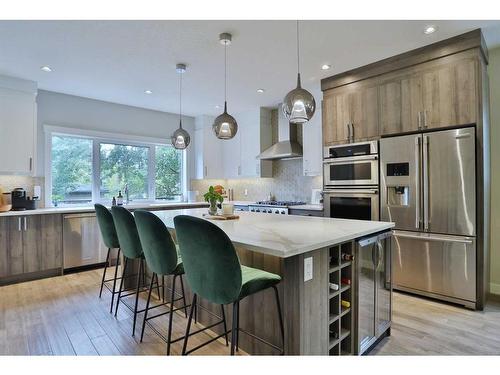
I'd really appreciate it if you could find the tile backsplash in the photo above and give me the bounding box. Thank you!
[190,158,322,203]
[0,175,45,207]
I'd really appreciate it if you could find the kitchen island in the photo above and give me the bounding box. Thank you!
[151,208,394,355]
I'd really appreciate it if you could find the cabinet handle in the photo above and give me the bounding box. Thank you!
[18,217,22,231]
[238,166,241,176]
[417,112,422,129]
[204,165,207,177]
[346,123,351,142]
[423,110,428,128]
[29,157,33,171]
[23,217,27,231]
[350,123,354,141]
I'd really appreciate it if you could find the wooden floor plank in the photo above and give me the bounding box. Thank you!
[1,268,500,355]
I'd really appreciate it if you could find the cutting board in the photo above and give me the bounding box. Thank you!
[203,214,240,221]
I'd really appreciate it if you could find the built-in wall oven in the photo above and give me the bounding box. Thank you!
[323,141,378,188]
[323,188,379,221]
[323,141,379,221]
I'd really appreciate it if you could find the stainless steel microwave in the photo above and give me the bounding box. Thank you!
[323,141,379,187]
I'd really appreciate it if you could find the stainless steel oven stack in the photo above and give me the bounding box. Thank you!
[323,141,379,221]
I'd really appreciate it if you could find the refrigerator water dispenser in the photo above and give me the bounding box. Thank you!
[387,186,409,206]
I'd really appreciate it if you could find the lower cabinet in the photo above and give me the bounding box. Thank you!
[0,214,63,281]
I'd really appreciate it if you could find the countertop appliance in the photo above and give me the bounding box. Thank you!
[323,140,379,221]
[11,188,28,210]
[355,231,392,354]
[63,213,109,270]
[323,141,378,188]
[311,188,322,205]
[248,200,306,215]
[380,126,476,308]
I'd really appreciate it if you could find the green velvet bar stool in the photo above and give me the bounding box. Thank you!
[174,215,285,355]
[95,204,122,313]
[111,206,160,336]
[134,210,191,355]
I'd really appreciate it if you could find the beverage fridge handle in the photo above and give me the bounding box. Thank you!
[415,137,420,229]
[423,135,429,231]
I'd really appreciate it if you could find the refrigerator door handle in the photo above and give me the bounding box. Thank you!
[393,231,474,245]
[415,137,421,229]
[423,135,430,231]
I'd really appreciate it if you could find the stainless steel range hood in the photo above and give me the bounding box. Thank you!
[257,104,303,160]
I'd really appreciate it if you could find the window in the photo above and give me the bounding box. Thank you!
[47,130,185,207]
[51,135,93,206]
[99,143,149,200]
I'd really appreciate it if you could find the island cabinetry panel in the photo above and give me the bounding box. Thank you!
[0,214,63,283]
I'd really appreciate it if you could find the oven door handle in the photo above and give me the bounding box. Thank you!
[323,189,378,195]
[323,154,378,163]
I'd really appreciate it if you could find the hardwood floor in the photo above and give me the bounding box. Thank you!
[1,268,499,355]
[371,291,500,355]
[0,268,244,355]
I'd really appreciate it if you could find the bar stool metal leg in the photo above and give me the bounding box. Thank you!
[99,248,111,298]
[166,274,177,355]
[230,301,239,355]
[132,259,143,336]
[140,272,156,342]
[273,285,285,355]
[114,257,128,316]
[221,305,229,346]
[182,293,197,355]
[179,275,188,318]
[109,248,121,313]
[235,300,240,352]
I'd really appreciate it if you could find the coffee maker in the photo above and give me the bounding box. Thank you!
[11,188,27,211]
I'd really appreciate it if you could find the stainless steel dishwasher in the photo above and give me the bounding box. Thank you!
[63,213,108,269]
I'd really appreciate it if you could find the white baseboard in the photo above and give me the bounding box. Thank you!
[490,282,500,295]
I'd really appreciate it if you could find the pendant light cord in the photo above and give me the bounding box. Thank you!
[224,41,227,104]
[296,20,300,75]
[179,69,183,128]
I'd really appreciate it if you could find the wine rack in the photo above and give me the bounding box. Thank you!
[328,241,354,355]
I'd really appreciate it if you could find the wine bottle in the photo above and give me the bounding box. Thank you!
[341,300,351,308]
[117,191,123,206]
[329,282,339,291]
[341,253,354,261]
[341,277,351,285]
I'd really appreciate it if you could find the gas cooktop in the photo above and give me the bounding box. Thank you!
[254,200,306,207]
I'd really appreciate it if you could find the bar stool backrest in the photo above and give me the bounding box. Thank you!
[174,215,242,305]
[111,206,143,259]
[95,204,120,249]
[134,210,178,276]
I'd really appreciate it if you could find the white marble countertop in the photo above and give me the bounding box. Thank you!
[0,201,208,217]
[151,208,394,258]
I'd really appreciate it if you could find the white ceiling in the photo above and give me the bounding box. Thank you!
[1,20,499,117]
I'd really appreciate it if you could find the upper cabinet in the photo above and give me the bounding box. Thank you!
[0,76,37,175]
[193,109,273,180]
[194,115,223,179]
[322,78,379,145]
[322,35,483,144]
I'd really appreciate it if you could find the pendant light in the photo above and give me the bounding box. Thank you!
[283,20,316,124]
[213,33,238,140]
[171,63,190,149]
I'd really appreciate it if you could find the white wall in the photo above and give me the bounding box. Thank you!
[488,47,500,294]
[35,90,196,180]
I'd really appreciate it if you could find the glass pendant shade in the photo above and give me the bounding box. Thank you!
[213,101,238,140]
[283,73,316,124]
[171,120,190,150]
[171,63,191,150]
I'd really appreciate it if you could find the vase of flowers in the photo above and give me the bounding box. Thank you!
[203,185,224,215]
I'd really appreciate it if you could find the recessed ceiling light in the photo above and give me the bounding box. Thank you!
[144,90,153,95]
[321,64,331,70]
[257,88,265,93]
[40,66,52,72]
[424,25,437,35]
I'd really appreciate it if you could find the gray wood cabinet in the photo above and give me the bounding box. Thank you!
[0,214,63,280]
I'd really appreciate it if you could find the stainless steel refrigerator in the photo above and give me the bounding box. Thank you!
[380,126,476,308]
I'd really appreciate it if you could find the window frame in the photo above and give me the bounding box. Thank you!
[44,125,187,207]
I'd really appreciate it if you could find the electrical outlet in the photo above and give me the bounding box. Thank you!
[304,257,313,282]
[244,189,248,196]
